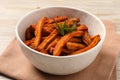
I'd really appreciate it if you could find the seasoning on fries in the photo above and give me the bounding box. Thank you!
[24,16,101,56]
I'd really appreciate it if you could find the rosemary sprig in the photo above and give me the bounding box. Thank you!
[54,20,77,35]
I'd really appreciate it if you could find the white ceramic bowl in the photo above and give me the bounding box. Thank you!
[16,7,106,75]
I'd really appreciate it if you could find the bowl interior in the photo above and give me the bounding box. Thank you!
[17,7,105,53]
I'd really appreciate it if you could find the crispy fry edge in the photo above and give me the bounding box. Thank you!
[53,31,83,56]
[70,35,100,55]
[33,17,46,47]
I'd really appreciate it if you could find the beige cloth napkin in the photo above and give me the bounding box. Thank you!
[0,20,120,80]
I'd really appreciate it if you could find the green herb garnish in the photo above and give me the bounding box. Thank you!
[54,20,77,35]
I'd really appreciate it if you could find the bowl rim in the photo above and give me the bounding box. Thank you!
[16,6,106,58]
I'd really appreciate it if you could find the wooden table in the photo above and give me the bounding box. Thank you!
[0,0,120,79]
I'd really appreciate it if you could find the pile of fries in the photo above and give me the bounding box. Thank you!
[24,16,100,56]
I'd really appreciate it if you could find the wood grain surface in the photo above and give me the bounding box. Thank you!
[0,0,120,80]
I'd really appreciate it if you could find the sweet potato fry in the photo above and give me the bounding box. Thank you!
[69,18,80,22]
[91,35,99,40]
[44,18,80,28]
[46,16,68,24]
[42,18,79,35]
[41,36,47,41]
[40,49,48,54]
[77,24,88,31]
[24,38,35,46]
[44,23,55,28]
[68,37,82,43]
[31,24,36,29]
[25,25,35,40]
[57,19,79,26]
[62,48,73,54]
[42,17,80,34]
[49,47,55,54]
[66,42,86,51]
[82,31,92,45]
[33,17,47,47]
[24,40,31,46]
[53,31,83,56]
[37,29,58,51]
[46,37,60,51]
[70,35,100,55]
[49,47,72,55]
[42,26,54,33]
